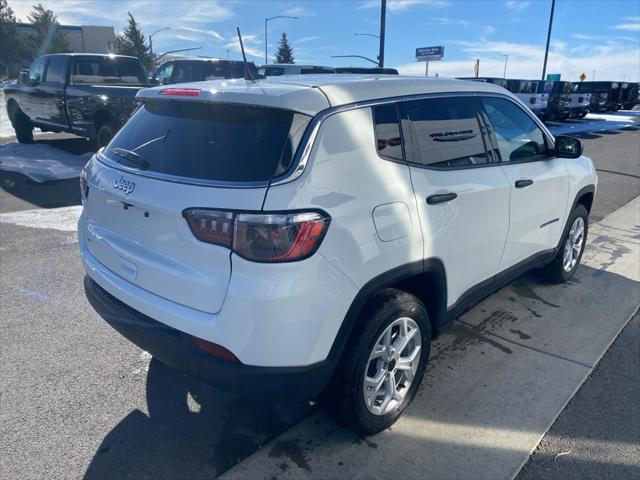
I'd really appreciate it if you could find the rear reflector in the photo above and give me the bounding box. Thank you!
[194,337,239,362]
[160,88,201,96]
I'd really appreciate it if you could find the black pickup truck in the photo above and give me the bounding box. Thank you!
[4,53,148,146]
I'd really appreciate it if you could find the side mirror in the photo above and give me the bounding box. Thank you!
[18,69,29,84]
[149,77,159,86]
[555,135,582,158]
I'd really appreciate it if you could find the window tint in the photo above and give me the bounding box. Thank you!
[300,67,335,74]
[372,104,403,162]
[28,57,47,84]
[259,66,285,76]
[154,62,174,84]
[105,102,310,183]
[71,57,146,85]
[44,56,66,83]
[398,97,490,168]
[172,62,202,83]
[480,97,548,162]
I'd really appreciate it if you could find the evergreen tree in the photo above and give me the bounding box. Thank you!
[0,0,28,76]
[274,32,294,64]
[25,4,69,57]
[115,12,152,71]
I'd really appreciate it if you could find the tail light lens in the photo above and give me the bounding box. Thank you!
[183,209,330,262]
[160,88,201,96]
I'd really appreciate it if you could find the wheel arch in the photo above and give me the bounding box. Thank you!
[327,258,448,365]
[556,184,595,251]
[93,109,117,133]
[6,98,20,122]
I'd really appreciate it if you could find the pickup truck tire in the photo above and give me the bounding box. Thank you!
[321,288,431,436]
[13,110,34,144]
[542,204,588,283]
[97,122,117,148]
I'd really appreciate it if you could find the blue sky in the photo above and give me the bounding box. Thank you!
[9,0,640,80]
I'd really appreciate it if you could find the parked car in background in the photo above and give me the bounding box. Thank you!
[80,75,596,435]
[335,67,399,75]
[258,64,335,76]
[458,77,547,120]
[572,81,623,112]
[546,81,572,121]
[568,83,591,118]
[4,53,148,146]
[506,79,548,120]
[151,58,260,85]
[620,82,639,110]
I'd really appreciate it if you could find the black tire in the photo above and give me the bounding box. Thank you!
[322,288,431,436]
[13,109,34,143]
[541,204,588,283]
[97,122,117,148]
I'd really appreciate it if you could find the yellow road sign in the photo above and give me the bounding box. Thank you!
[579,72,587,81]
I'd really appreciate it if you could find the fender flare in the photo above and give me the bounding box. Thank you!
[556,184,596,250]
[326,258,448,364]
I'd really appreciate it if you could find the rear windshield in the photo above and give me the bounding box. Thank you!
[104,101,310,183]
[70,57,147,86]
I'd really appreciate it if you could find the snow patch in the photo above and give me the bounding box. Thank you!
[0,205,82,232]
[0,141,91,182]
[547,113,638,136]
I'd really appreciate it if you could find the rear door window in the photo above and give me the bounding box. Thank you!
[372,104,403,162]
[71,57,147,85]
[479,97,549,162]
[398,97,491,169]
[104,102,311,183]
[153,62,174,84]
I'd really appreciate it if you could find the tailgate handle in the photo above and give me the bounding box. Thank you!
[427,192,457,205]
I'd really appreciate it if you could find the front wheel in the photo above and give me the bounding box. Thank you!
[322,289,431,435]
[541,204,588,283]
[13,110,34,143]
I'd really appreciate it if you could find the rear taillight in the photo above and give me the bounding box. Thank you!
[160,88,201,96]
[184,209,331,262]
[79,168,88,202]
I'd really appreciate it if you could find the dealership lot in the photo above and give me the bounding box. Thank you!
[1,123,639,478]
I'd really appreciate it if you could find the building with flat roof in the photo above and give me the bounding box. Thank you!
[16,23,116,55]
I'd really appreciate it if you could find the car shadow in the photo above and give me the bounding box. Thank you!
[83,359,314,480]
[0,170,81,208]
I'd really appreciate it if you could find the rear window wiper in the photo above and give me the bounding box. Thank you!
[110,148,150,170]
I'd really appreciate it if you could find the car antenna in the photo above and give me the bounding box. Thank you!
[236,27,254,82]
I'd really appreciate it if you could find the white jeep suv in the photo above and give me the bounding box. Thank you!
[79,76,597,435]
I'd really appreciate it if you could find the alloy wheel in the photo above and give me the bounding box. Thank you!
[562,216,585,272]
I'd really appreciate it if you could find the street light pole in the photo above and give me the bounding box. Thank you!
[149,27,170,61]
[503,54,508,78]
[264,15,298,64]
[541,0,555,80]
[378,0,386,67]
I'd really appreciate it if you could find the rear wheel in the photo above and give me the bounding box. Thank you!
[322,289,431,435]
[12,109,34,143]
[541,204,588,283]
[97,122,117,148]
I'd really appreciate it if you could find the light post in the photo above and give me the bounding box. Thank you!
[354,33,382,67]
[541,0,555,80]
[331,54,379,65]
[264,16,298,64]
[502,54,508,78]
[149,27,170,60]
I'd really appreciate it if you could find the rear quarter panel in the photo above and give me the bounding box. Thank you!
[263,107,424,289]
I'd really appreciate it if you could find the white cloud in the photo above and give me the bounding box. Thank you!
[179,26,225,42]
[295,36,322,44]
[505,1,530,14]
[612,22,640,32]
[280,6,316,17]
[225,34,262,59]
[360,0,450,12]
[483,25,495,34]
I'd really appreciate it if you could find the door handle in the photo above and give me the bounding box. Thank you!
[426,192,457,205]
[515,179,533,188]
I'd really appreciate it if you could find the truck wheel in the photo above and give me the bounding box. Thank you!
[13,110,34,144]
[541,204,588,283]
[97,122,117,148]
[322,289,431,436]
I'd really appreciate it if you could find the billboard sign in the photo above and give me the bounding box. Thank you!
[416,46,444,62]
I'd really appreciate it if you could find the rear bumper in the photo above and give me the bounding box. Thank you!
[84,276,335,400]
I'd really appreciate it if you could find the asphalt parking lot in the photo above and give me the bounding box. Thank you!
[1,122,639,479]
